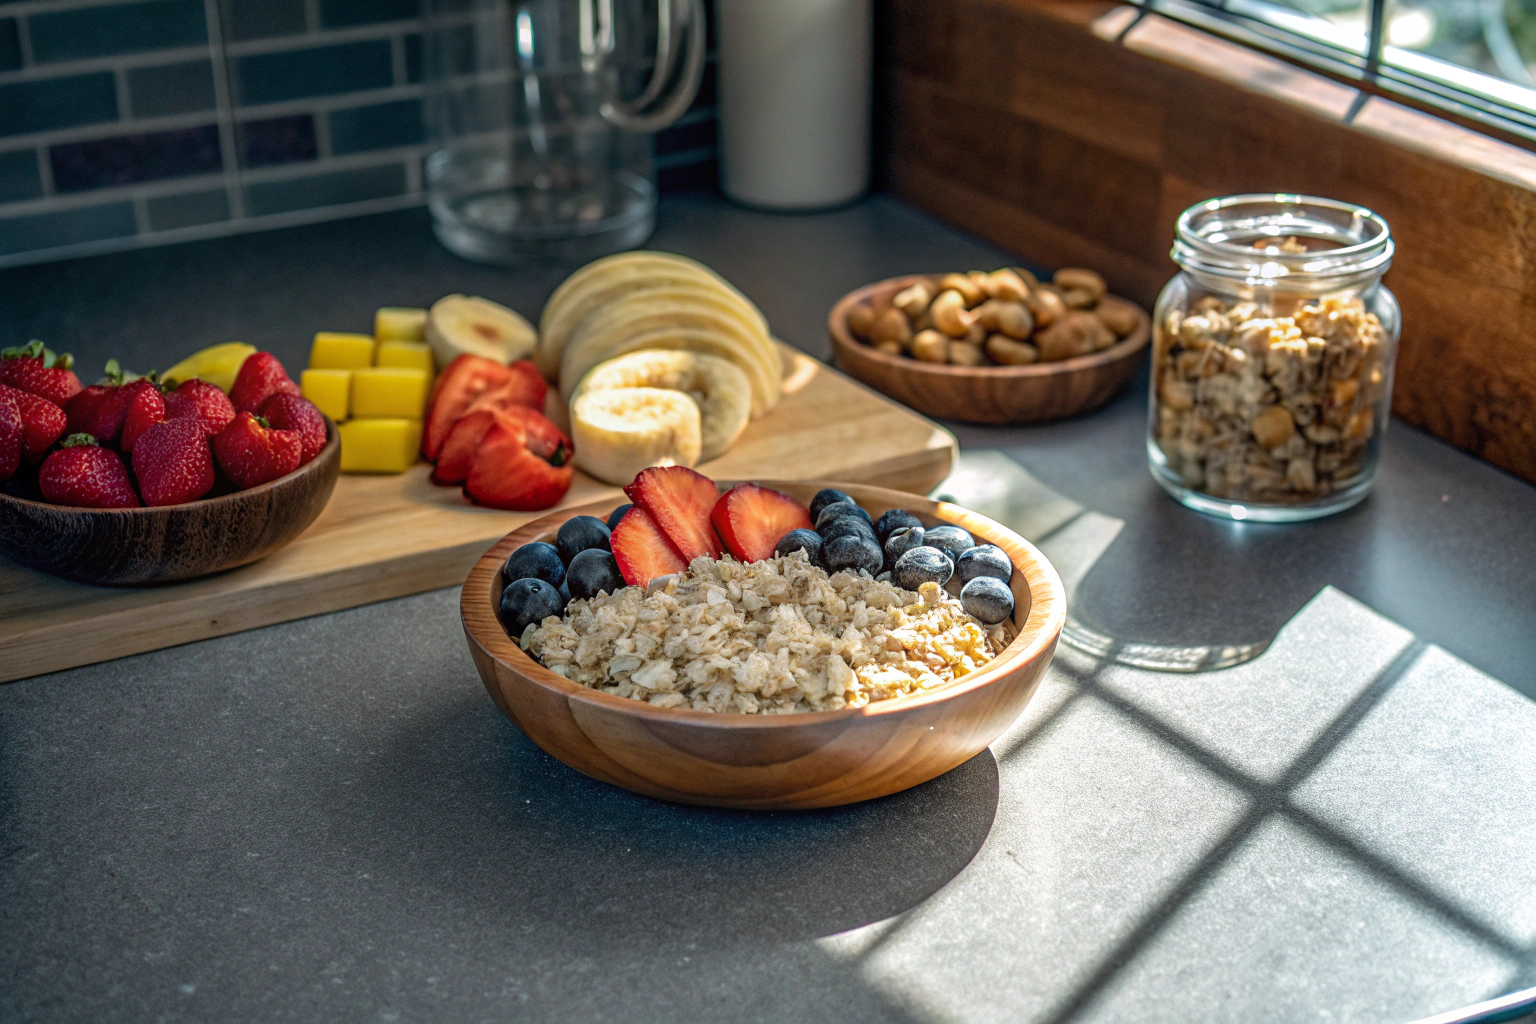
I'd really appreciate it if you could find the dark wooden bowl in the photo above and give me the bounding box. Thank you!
[460,480,1065,810]
[828,274,1151,425]
[0,420,340,586]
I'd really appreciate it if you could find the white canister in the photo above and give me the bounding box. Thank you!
[715,0,872,210]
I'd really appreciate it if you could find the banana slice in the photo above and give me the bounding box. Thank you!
[425,295,537,370]
[570,387,702,486]
[562,320,779,418]
[573,350,752,462]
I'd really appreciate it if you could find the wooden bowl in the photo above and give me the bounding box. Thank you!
[828,274,1150,424]
[460,480,1065,809]
[0,421,340,586]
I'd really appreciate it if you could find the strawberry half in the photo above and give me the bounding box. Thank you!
[431,406,559,486]
[119,383,166,453]
[0,388,21,482]
[422,356,545,462]
[610,505,687,586]
[38,434,140,508]
[214,412,302,489]
[257,393,326,464]
[624,465,723,562]
[462,409,574,511]
[710,483,813,563]
[229,352,300,414]
[0,341,82,407]
[0,382,67,464]
[132,417,215,506]
[164,378,236,437]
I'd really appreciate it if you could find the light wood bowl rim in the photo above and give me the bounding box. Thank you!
[461,480,1066,731]
[827,273,1150,380]
[0,417,340,517]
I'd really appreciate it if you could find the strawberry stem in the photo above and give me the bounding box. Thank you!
[61,433,100,448]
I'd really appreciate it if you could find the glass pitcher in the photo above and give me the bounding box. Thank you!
[422,0,706,265]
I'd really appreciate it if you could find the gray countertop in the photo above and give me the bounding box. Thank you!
[2,193,1533,1023]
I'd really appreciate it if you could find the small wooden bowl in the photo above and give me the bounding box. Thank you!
[828,275,1151,424]
[0,421,340,586]
[460,480,1065,809]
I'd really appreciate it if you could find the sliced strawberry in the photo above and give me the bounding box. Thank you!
[610,506,687,586]
[430,409,497,486]
[165,378,236,437]
[462,411,573,511]
[229,352,299,414]
[624,465,722,562]
[0,383,67,463]
[422,356,545,462]
[257,393,326,464]
[463,359,546,417]
[38,435,140,508]
[0,389,21,482]
[710,483,813,563]
[119,383,166,453]
[0,341,82,407]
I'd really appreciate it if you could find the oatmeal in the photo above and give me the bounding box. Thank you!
[523,551,1007,714]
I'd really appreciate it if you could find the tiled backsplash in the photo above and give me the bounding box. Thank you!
[0,0,718,267]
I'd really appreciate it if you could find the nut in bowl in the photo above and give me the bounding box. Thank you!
[829,270,1150,425]
[460,474,1065,809]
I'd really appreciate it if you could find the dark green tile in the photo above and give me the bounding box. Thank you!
[237,114,316,167]
[0,74,118,138]
[404,32,422,83]
[319,0,419,28]
[222,0,305,41]
[243,162,406,216]
[0,149,42,203]
[0,18,20,72]
[147,188,230,231]
[234,40,392,105]
[0,202,137,256]
[328,99,423,155]
[127,60,216,118]
[50,125,221,192]
[30,0,208,63]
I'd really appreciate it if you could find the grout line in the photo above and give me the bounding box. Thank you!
[303,0,322,35]
[200,0,245,221]
[0,0,185,16]
[14,14,33,67]
[0,111,227,152]
[114,67,132,120]
[389,33,407,87]
[222,19,425,57]
[34,147,53,197]
[654,145,717,170]
[403,153,421,195]
[131,193,149,233]
[314,108,332,160]
[0,44,214,86]
[0,171,231,217]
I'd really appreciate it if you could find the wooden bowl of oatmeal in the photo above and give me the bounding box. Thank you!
[460,481,1065,810]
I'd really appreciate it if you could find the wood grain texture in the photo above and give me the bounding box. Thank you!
[0,346,956,684]
[829,274,1149,424]
[0,422,340,585]
[460,481,1066,809]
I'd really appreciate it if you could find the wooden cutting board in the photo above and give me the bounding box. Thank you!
[0,346,956,684]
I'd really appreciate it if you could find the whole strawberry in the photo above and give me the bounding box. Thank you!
[257,393,326,464]
[229,352,299,414]
[119,383,166,453]
[0,382,67,463]
[0,341,82,407]
[132,417,214,506]
[39,434,140,508]
[65,361,157,445]
[164,378,235,436]
[214,412,301,489]
[0,388,21,482]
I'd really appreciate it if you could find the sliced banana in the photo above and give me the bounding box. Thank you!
[563,321,779,418]
[574,350,751,463]
[425,294,537,370]
[570,387,702,485]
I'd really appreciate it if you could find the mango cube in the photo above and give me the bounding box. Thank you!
[375,341,434,374]
[310,332,376,370]
[338,418,422,474]
[375,307,427,342]
[350,367,431,418]
[300,368,351,421]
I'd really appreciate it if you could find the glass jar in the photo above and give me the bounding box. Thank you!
[1148,194,1400,522]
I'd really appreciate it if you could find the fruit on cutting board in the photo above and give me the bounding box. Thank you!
[710,482,813,563]
[421,355,544,461]
[375,307,427,342]
[1,341,82,407]
[569,387,701,487]
[309,332,376,370]
[430,406,565,487]
[425,294,537,370]
[338,418,422,473]
[351,367,432,419]
[38,435,139,508]
[162,342,256,393]
[572,349,751,464]
[462,411,573,511]
[375,341,434,373]
[300,368,350,421]
[624,465,722,561]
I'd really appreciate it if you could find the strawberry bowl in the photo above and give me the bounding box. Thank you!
[460,480,1065,810]
[0,419,340,586]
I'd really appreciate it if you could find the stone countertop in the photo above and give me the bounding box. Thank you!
[1,194,1533,1023]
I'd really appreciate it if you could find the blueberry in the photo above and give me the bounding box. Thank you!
[924,525,976,562]
[875,508,923,543]
[893,545,953,590]
[819,517,878,546]
[500,577,565,638]
[606,503,633,532]
[556,515,611,565]
[961,576,1014,624]
[809,488,854,522]
[883,525,925,570]
[775,528,822,563]
[815,500,874,533]
[566,548,626,600]
[503,541,565,589]
[559,579,571,606]
[822,533,883,575]
[955,544,1012,585]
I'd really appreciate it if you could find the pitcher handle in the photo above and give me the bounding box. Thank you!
[597,0,707,133]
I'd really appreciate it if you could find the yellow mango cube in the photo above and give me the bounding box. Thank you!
[375,341,435,374]
[310,332,376,369]
[375,307,427,342]
[338,418,422,474]
[350,367,432,419]
[300,368,351,421]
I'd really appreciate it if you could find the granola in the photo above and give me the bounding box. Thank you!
[523,550,1007,714]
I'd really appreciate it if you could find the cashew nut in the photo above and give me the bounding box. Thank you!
[868,307,913,347]
[974,300,1034,339]
[948,340,987,366]
[847,303,876,340]
[1053,267,1106,302]
[1094,295,1140,337]
[939,273,984,307]
[893,281,933,319]
[985,335,1039,365]
[986,269,1030,303]
[910,329,949,363]
[1024,287,1066,329]
[930,289,975,338]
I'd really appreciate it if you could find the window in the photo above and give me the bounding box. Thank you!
[1135,0,1536,141]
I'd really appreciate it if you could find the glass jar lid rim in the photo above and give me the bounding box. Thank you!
[1174,193,1392,274]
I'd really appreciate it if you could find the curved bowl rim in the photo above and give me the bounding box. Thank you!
[827,273,1150,379]
[461,479,1067,731]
